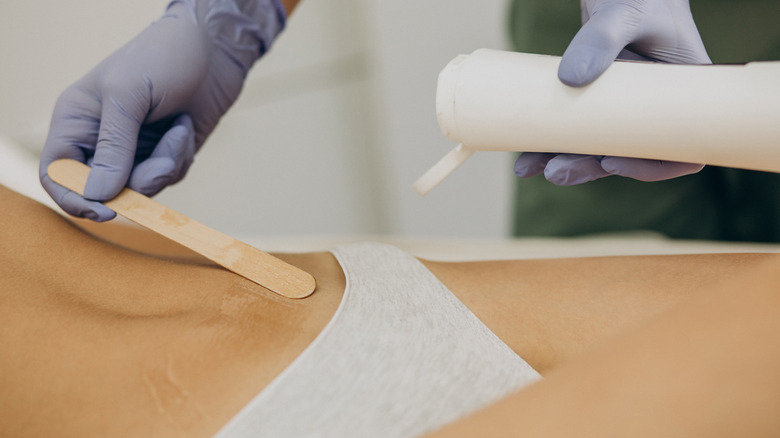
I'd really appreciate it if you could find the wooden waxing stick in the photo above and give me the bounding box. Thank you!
[48,159,316,299]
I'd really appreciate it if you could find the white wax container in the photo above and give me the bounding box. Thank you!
[414,49,780,196]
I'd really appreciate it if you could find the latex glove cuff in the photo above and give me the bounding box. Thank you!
[167,0,287,73]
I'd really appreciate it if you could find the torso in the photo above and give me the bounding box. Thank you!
[1,216,345,438]
[4,185,771,436]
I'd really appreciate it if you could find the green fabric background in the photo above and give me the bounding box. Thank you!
[508,0,780,242]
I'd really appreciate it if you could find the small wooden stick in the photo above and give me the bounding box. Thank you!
[48,159,316,299]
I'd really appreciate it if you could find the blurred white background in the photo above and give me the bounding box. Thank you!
[0,0,514,239]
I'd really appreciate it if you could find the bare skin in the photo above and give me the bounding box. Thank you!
[279,0,301,16]
[1,184,777,437]
[0,185,346,437]
[427,255,780,438]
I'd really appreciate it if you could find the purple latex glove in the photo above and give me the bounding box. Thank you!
[515,0,709,186]
[40,0,286,221]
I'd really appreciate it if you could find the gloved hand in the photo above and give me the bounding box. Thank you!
[515,0,709,186]
[40,0,286,221]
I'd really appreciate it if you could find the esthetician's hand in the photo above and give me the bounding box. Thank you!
[40,0,286,221]
[514,154,706,186]
[514,0,709,185]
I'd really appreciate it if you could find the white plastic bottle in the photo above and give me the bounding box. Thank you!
[414,49,780,196]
